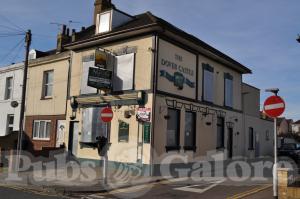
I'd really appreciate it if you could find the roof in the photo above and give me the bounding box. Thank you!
[242,82,260,91]
[0,62,24,73]
[67,11,251,74]
[293,120,300,125]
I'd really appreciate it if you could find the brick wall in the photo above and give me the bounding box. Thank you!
[24,115,65,151]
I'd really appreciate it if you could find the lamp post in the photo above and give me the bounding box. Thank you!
[297,35,300,43]
[265,88,280,199]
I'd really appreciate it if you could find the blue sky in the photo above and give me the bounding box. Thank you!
[1,0,300,120]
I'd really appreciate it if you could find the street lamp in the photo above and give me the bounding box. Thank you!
[297,35,300,43]
[265,88,279,199]
[265,88,279,96]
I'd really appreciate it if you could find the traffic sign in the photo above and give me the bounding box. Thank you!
[100,107,113,123]
[263,96,285,118]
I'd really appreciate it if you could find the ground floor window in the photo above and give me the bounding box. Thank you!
[216,117,225,149]
[166,108,180,151]
[184,111,196,151]
[33,120,51,140]
[248,127,254,150]
[6,114,14,134]
[118,121,129,142]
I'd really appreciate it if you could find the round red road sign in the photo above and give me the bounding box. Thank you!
[263,96,285,118]
[100,107,113,123]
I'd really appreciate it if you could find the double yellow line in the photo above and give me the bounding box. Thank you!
[227,184,272,199]
[0,183,71,198]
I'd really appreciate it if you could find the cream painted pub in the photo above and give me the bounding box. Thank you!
[11,0,274,175]
[58,0,274,175]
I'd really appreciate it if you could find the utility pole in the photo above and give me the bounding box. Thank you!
[16,30,31,171]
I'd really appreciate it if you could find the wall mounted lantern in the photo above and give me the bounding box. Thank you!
[226,121,234,129]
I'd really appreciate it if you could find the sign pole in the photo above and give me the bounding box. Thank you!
[263,90,284,199]
[103,122,108,185]
[273,117,278,198]
[99,107,113,185]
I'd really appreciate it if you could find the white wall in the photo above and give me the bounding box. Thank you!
[244,115,274,158]
[0,63,23,136]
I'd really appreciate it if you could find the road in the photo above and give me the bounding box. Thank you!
[74,178,274,199]
[0,186,69,199]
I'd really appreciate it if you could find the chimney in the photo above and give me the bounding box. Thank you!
[57,25,71,53]
[93,0,115,24]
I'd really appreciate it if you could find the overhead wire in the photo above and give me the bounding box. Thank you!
[0,24,23,33]
[10,40,25,64]
[0,37,25,65]
[0,13,26,32]
[0,33,25,38]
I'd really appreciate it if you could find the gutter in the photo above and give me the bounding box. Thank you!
[65,24,163,50]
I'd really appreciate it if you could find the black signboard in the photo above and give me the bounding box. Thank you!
[87,67,112,89]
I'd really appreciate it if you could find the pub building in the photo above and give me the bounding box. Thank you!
[25,0,273,175]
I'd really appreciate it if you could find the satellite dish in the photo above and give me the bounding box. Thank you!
[11,101,19,108]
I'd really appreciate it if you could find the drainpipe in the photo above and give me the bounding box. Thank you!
[242,92,249,158]
[150,34,159,176]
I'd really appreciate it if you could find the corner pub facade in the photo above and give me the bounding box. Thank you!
[39,0,273,175]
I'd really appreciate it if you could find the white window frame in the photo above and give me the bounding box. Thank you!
[33,120,51,141]
[98,11,112,34]
[113,53,135,92]
[42,70,54,98]
[6,114,14,134]
[4,76,13,100]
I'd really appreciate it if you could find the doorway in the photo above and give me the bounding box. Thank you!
[228,128,233,158]
[68,121,79,156]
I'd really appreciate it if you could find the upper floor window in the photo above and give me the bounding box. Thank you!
[224,73,233,108]
[202,64,214,103]
[33,120,51,140]
[6,114,14,134]
[4,77,13,100]
[113,53,135,92]
[42,70,54,98]
[98,12,111,33]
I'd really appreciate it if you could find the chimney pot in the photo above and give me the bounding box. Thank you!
[62,25,67,35]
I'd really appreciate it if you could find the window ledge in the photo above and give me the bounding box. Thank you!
[166,146,181,152]
[183,146,196,152]
[216,147,225,151]
[224,105,233,109]
[33,138,50,141]
[41,96,53,100]
[202,100,214,105]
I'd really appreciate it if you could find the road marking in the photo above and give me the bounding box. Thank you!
[227,184,272,199]
[173,179,225,194]
[81,195,106,199]
[0,183,71,198]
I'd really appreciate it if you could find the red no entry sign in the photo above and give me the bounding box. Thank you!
[100,107,113,123]
[263,96,285,118]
